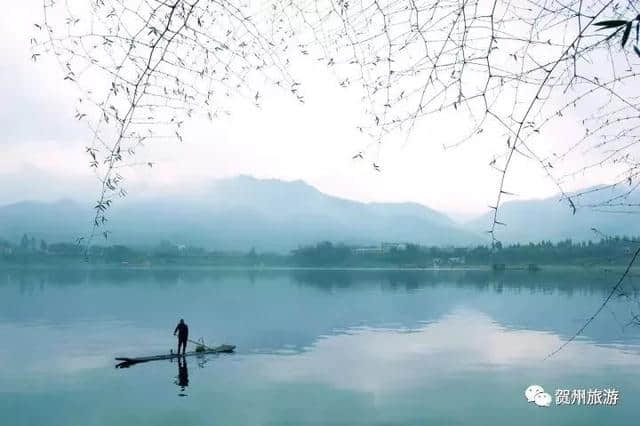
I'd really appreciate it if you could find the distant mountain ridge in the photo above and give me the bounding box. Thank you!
[0,176,478,251]
[1,177,637,251]
[467,185,640,243]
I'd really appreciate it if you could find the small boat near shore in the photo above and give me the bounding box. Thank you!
[115,344,235,368]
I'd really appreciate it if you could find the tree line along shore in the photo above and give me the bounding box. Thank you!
[2,235,639,270]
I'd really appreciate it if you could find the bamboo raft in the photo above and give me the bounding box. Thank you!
[115,344,235,368]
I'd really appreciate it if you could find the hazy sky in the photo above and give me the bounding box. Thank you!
[0,1,620,220]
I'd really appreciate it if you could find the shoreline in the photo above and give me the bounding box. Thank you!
[0,262,637,273]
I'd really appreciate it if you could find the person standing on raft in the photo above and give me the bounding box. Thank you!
[173,319,189,355]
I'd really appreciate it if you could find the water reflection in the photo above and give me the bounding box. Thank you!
[2,268,640,357]
[104,310,640,399]
[251,309,640,395]
[3,266,637,295]
[1,268,640,426]
[2,269,640,380]
[174,357,189,397]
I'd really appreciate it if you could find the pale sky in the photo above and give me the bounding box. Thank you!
[0,1,623,221]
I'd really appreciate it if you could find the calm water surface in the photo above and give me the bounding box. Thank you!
[1,268,639,425]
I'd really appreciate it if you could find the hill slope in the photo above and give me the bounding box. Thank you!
[468,185,640,243]
[0,176,479,251]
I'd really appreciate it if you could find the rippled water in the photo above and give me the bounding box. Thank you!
[1,268,639,425]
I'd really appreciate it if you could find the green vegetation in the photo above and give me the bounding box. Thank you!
[2,233,639,269]
[290,238,640,268]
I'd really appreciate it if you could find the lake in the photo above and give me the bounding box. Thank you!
[1,267,639,425]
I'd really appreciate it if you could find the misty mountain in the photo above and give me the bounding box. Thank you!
[0,176,479,252]
[468,185,640,243]
[0,199,93,244]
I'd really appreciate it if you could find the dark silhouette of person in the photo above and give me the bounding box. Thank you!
[173,318,189,355]
[177,357,189,390]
